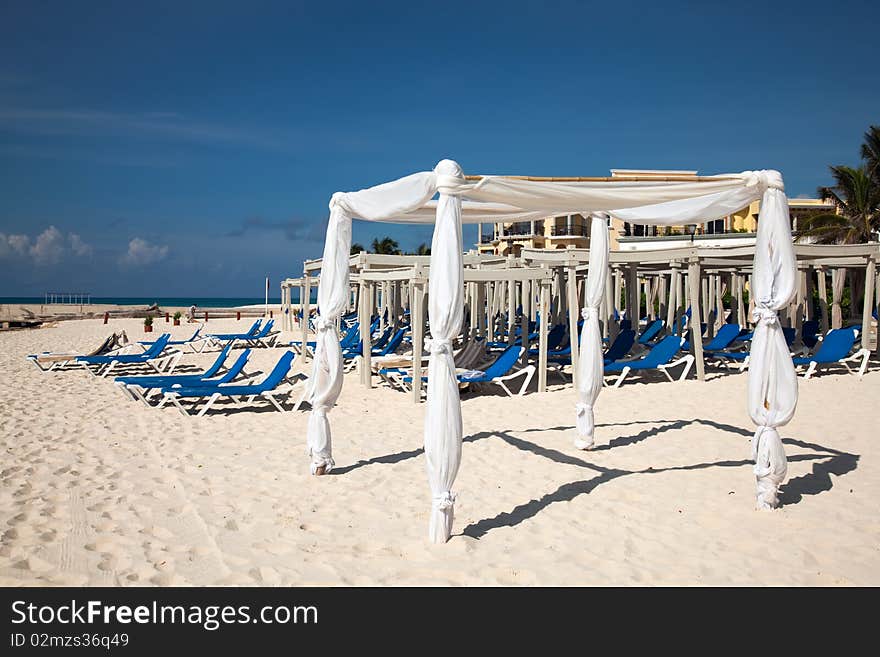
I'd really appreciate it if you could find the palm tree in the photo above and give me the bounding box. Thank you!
[415,242,431,256]
[861,125,880,183]
[350,242,366,255]
[370,237,401,255]
[797,165,879,244]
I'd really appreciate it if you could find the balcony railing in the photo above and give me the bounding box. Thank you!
[549,226,588,237]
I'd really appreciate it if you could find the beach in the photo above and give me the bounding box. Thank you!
[1,317,878,586]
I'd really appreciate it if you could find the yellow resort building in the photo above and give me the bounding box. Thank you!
[475,169,836,255]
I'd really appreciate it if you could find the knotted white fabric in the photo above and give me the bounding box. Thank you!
[746,185,798,509]
[574,214,610,450]
[305,204,351,475]
[424,159,465,543]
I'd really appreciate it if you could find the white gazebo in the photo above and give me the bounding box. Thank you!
[305,160,798,543]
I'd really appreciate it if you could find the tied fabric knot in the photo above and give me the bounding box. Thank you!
[752,306,778,327]
[425,338,452,355]
[741,169,785,192]
[575,402,591,417]
[328,191,350,213]
[433,491,457,510]
[314,315,335,332]
[581,307,599,320]
[433,159,465,195]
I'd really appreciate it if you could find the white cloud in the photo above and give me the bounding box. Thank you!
[29,226,65,264]
[120,237,168,266]
[69,233,93,256]
[0,232,31,257]
[0,227,94,263]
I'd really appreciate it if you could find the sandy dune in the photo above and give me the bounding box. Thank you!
[1,317,878,586]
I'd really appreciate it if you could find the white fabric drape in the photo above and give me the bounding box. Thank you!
[424,160,465,543]
[305,169,445,474]
[574,213,609,450]
[747,186,798,509]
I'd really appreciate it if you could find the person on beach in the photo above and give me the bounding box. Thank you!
[186,304,198,322]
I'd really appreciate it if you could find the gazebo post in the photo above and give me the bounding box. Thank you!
[613,268,622,322]
[831,268,845,329]
[604,264,615,341]
[658,274,668,323]
[687,255,705,381]
[667,263,680,335]
[627,264,639,341]
[805,267,815,321]
[301,274,312,362]
[701,275,709,330]
[566,264,579,384]
[410,276,424,403]
[538,275,550,392]
[507,278,516,345]
[360,281,373,388]
[715,274,726,331]
[520,279,531,367]
[862,254,876,351]
[817,266,829,334]
[793,266,806,346]
[485,281,494,340]
[736,272,746,326]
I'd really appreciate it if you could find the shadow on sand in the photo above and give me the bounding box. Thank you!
[328,417,859,538]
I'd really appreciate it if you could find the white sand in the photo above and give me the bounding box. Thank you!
[1,317,878,586]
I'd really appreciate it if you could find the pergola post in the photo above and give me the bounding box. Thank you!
[411,277,425,404]
[538,275,550,392]
[805,267,815,321]
[705,275,715,338]
[520,280,531,367]
[658,274,668,323]
[359,281,373,388]
[667,263,680,335]
[627,264,639,340]
[507,278,516,344]
[566,264,579,384]
[301,274,312,363]
[486,280,494,339]
[736,272,746,327]
[862,255,876,351]
[817,266,829,335]
[604,264,615,341]
[613,268,622,320]
[688,255,705,381]
[831,268,846,329]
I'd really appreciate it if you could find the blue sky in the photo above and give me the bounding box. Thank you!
[1,0,878,296]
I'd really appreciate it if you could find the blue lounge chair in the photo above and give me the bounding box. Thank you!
[637,319,665,345]
[546,329,635,373]
[157,351,306,416]
[114,346,252,403]
[604,329,636,365]
[801,320,820,349]
[27,331,130,372]
[456,345,535,396]
[77,334,177,378]
[604,335,694,387]
[792,327,868,379]
[711,327,796,371]
[395,345,535,397]
[524,324,568,356]
[343,327,408,372]
[208,319,261,343]
[684,323,741,352]
[238,319,278,347]
[139,326,207,353]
